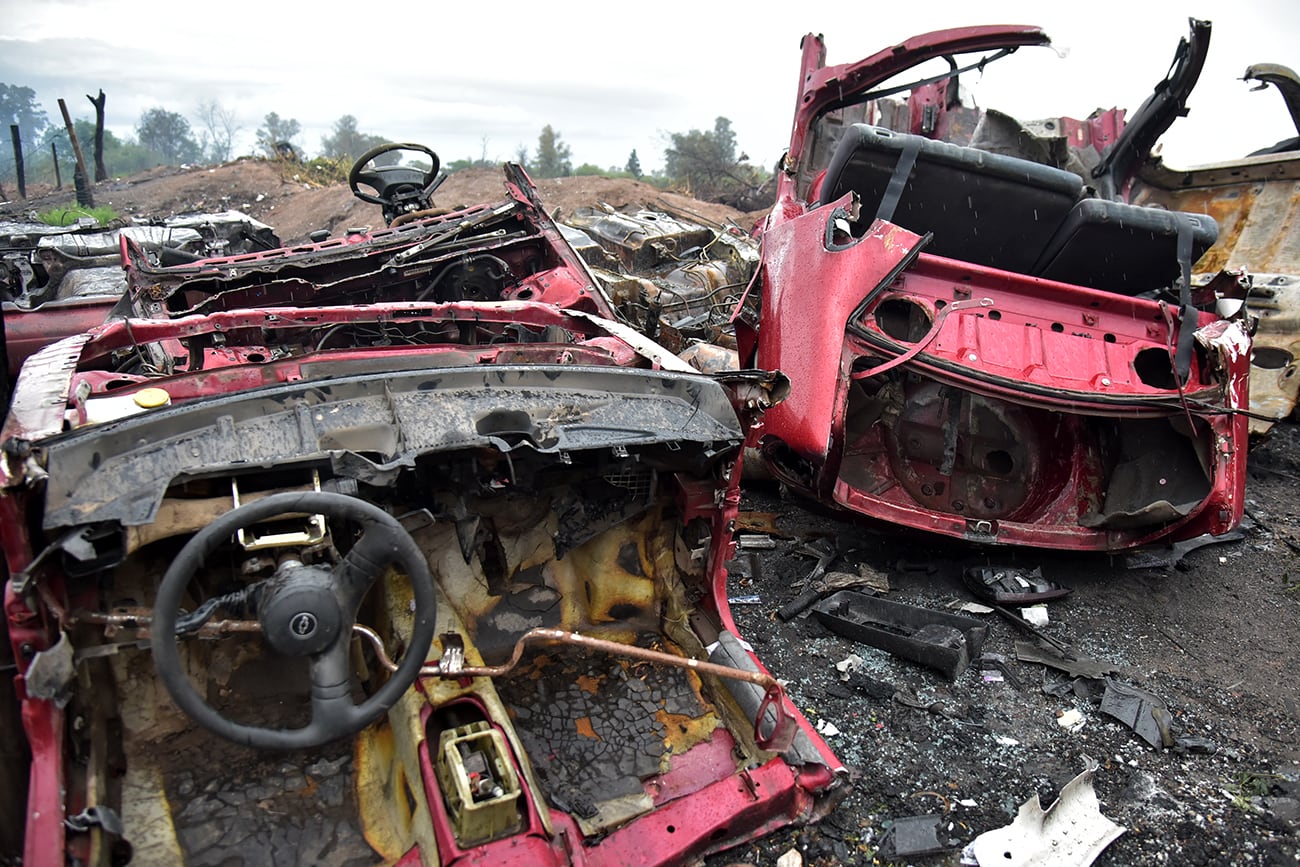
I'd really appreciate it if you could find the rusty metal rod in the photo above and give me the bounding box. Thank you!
[67,608,263,638]
[354,623,780,693]
[75,614,790,719]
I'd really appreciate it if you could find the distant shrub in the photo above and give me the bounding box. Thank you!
[274,155,351,188]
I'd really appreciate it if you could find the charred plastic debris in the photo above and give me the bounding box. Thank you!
[724,505,1282,864]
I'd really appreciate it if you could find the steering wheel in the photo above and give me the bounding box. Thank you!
[150,491,437,750]
[348,142,441,223]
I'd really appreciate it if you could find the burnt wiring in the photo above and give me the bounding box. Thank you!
[315,321,448,351]
[174,582,265,636]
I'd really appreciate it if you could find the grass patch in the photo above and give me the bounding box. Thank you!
[37,205,120,227]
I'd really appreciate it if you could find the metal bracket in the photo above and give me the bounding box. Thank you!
[65,805,125,837]
[233,471,327,550]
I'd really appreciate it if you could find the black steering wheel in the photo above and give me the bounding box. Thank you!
[348,142,441,224]
[151,492,437,750]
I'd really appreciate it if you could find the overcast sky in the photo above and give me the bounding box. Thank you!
[2,0,1298,175]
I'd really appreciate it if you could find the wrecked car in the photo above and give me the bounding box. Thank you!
[1124,55,1300,436]
[559,205,760,355]
[0,209,280,391]
[749,22,1251,551]
[1,147,841,864]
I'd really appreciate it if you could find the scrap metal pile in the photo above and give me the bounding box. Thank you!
[0,15,1296,867]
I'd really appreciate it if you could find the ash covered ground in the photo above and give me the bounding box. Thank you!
[709,425,1300,866]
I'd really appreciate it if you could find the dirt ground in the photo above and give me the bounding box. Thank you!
[0,158,764,243]
[4,160,1299,865]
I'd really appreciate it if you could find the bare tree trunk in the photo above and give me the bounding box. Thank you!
[8,126,24,199]
[86,89,108,181]
[57,98,94,207]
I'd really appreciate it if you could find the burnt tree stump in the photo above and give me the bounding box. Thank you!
[86,89,108,182]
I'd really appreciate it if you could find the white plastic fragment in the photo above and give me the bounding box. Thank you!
[1020,604,1049,626]
[959,798,979,808]
[835,653,865,679]
[815,719,841,737]
[1058,709,1085,731]
[995,736,1020,747]
[960,601,995,615]
[970,766,1125,866]
[776,847,803,867]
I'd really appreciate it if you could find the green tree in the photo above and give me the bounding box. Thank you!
[196,99,240,163]
[533,125,572,178]
[625,148,642,179]
[0,83,48,145]
[319,114,389,163]
[255,111,301,157]
[0,83,50,181]
[135,107,203,164]
[663,116,760,201]
[514,143,529,168]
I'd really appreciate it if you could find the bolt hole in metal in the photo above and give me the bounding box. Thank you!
[874,297,933,342]
[1134,347,1177,389]
[985,449,1014,475]
[1252,346,1294,370]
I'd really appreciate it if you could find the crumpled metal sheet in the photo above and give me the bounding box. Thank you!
[37,225,204,258]
[969,767,1124,867]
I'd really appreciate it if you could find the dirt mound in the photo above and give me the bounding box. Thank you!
[2,160,764,245]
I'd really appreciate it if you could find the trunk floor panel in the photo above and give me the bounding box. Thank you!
[494,644,719,835]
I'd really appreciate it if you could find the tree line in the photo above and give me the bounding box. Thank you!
[2,82,770,207]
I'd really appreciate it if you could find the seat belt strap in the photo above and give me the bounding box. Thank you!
[875,137,923,224]
[1173,215,1196,386]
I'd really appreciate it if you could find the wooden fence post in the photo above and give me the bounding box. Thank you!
[9,125,25,199]
[57,98,94,207]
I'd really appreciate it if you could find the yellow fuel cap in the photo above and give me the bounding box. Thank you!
[133,387,171,408]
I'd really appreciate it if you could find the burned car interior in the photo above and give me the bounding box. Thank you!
[752,20,1250,552]
[1,149,838,865]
